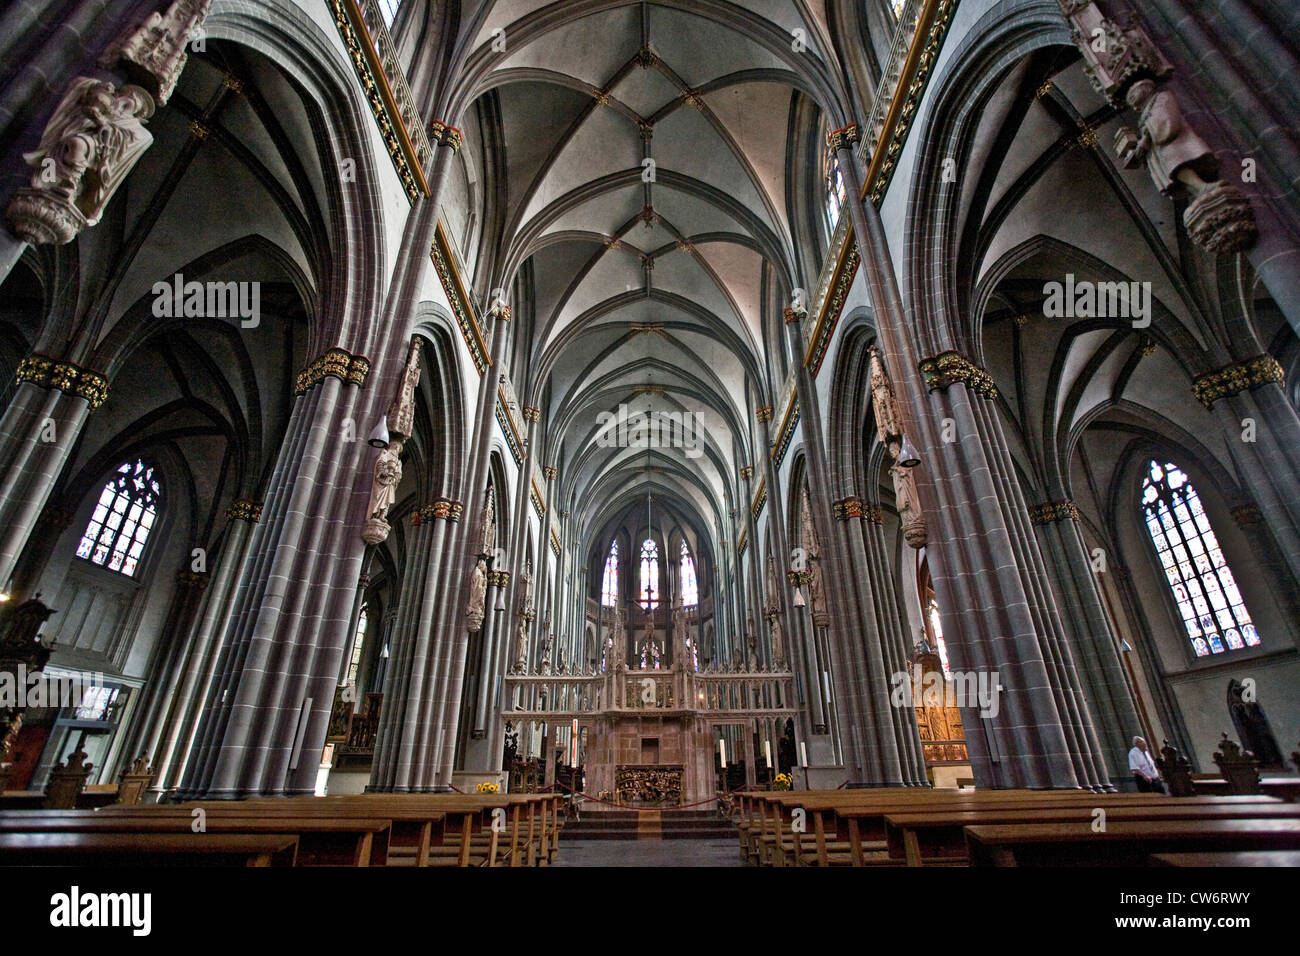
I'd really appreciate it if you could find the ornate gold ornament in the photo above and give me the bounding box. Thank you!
[917,350,998,398]
[1191,355,1284,409]
[14,353,110,408]
[294,347,370,395]
[1028,499,1080,526]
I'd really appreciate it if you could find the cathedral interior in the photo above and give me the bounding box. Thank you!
[1,0,1299,880]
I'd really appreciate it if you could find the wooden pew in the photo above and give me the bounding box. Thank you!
[0,808,392,866]
[0,831,298,866]
[884,798,1293,866]
[965,818,1300,866]
[759,790,1177,867]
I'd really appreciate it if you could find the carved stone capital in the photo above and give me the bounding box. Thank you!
[1191,355,1284,409]
[917,350,997,398]
[14,353,110,408]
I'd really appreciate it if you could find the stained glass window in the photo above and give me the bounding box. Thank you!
[378,0,400,27]
[1141,460,1259,657]
[601,541,619,606]
[639,538,659,610]
[680,541,698,607]
[346,605,369,685]
[75,460,161,577]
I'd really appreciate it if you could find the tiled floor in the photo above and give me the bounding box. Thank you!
[551,839,743,867]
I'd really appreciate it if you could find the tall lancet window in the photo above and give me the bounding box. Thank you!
[680,541,698,607]
[639,538,659,610]
[1141,460,1260,657]
[823,147,847,238]
[601,541,619,606]
[378,0,400,27]
[75,460,161,576]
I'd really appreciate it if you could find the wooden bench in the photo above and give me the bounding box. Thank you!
[884,799,1293,866]
[0,831,298,866]
[0,809,391,866]
[965,818,1300,866]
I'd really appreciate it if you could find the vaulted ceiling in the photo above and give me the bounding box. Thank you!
[454,0,859,563]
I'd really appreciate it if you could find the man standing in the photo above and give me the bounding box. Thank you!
[1129,736,1165,793]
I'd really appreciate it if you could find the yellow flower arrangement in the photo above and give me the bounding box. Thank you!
[772,772,792,791]
[475,781,500,794]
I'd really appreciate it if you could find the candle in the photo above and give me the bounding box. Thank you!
[799,741,808,767]
[764,740,773,768]
[719,738,727,768]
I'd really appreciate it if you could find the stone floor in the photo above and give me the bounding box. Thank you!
[551,839,743,867]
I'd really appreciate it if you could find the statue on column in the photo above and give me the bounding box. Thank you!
[363,340,423,546]
[465,486,495,632]
[800,487,829,627]
[1116,79,1257,252]
[510,559,533,673]
[869,347,903,444]
[8,78,155,245]
[869,346,928,549]
[1055,0,1257,254]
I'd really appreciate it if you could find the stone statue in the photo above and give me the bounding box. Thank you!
[611,606,627,670]
[539,616,553,675]
[100,0,212,105]
[361,340,423,546]
[1117,79,1219,197]
[800,488,829,627]
[868,346,903,443]
[466,556,487,633]
[8,78,155,245]
[746,629,758,672]
[511,613,529,673]
[891,460,928,549]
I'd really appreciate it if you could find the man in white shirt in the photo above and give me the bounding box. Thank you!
[1128,736,1165,793]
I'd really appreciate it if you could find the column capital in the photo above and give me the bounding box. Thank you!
[226,499,263,523]
[411,497,463,524]
[427,120,463,151]
[1192,355,1284,409]
[1028,499,1080,525]
[15,353,110,409]
[294,347,370,395]
[739,465,753,481]
[523,405,541,423]
[826,123,859,152]
[755,405,773,423]
[917,350,997,398]
[542,465,557,481]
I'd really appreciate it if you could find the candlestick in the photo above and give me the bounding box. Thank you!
[719,738,727,768]
[799,741,808,767]
[764,739,772,768]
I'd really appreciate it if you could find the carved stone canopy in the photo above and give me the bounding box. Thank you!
[100,0,213,106]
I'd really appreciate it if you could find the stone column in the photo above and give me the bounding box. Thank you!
[0,362,106,591]
[1031,501,1142,781]
[368,498,456,791]
[836,129,1112,790]
[151,500,260,793]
